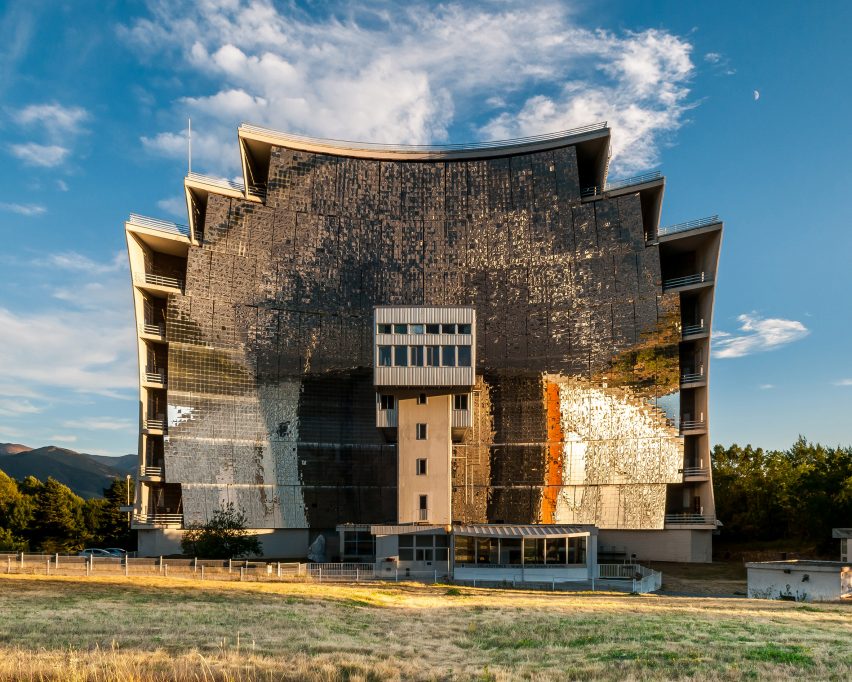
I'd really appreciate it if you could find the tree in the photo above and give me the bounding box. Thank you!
[98,478,135,549]
[31,478,85,553]
[181,503,262,559]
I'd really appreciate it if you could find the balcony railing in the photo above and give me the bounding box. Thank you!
[665,513,716,525]
[663,272,712,290]
[140,323,165,338]
[681,467,710,478]
[418,509,429,521]
[133,513,183,526]
[187,171,246,193]
[134,272,184,290]
[680,419,707,432]
[681,371,705,384]
[682,321,706,337]
[145,368,166,385]
[141,466,164,478]
[128,213,190,238]
[145,417,166,431]
[658,215,720,238]
[581,170,662,197]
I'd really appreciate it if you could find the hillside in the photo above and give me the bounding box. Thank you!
[89,454,137,476]
[0,444,134,499]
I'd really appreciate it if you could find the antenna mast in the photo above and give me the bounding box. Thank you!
[188,117,192,174]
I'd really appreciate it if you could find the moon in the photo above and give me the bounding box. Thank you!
[753,90,760,101]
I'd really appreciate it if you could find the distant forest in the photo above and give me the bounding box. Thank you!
[1,438,850,554]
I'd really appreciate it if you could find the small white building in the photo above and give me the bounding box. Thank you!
[746,560,851,602]
[832,528,851,562]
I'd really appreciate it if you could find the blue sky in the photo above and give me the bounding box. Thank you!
[0,0,849,457]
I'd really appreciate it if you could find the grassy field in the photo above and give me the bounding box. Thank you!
[0,574,849,681]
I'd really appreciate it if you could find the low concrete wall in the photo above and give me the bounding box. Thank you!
[746,561,850,602]
[454,566,588,583]
[599,529,712,563]
[138,528,311,559]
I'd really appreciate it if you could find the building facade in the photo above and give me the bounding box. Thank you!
[125,122,722,562]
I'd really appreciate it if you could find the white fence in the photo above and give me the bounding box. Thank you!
[596,563,662,593]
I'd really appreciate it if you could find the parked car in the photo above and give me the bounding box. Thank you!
[103,548,127,558]
[78,548,114,558]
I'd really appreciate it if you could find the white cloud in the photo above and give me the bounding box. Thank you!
[704,52,722,64]
[758,384,775,390]
[49,434,78,443]
[0,399,42,417]
[0,201,46,216]
[122,1,696,176]
[61,417,135,431]
[9,142,69,167]
[713,313,809,359]
[834,379,852,387]
[13,103,89,137]
[38,250,126,274]
[0,425,24,438]
[56,179,69,192]
[156,195,187,218]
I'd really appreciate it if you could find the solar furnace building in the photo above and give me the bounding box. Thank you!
[126,121,722,562]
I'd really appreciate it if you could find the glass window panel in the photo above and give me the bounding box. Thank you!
[415,535,434,548]
[410,345,424,366]
[546,538,567,564]
[441,323,456,334]
[415,548,433,562]
[435,548,449,561]
[441,345,456,366]
[454,394,468,410]
[454,536,475,563]
[393,324,408,334]
[394,346,408,366]
[399,548,413,561]
[410,324,425,334]
[524,538,545,565]
[398,535,413,548]
[380,394,394,410]
[500,538,522,565]
[457,345,471,367]
[457,323,471,334]
[378,346,392,366]
[426,345,440,366]
[426,323,440,334]
[377,323,391,334]
[434,534,449,548]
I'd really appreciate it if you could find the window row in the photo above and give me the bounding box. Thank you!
[453,536,587,566]
[377,345,472,367]
[377,323,472,335]
[398,532,449,562]
[378,394,469,410]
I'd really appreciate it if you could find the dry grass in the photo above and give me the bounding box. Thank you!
[0,574,849,681]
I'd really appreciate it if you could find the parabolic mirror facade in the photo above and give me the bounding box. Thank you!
[162,137,686,530]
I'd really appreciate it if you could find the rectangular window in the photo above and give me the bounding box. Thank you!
[393,323,408,334]
[546,537,567,564]
[417,393,427,405]
[454,394,468,410]
[441,323,456,334]
[416,423,427,440]
[380,394,395,410]
[441,345,456,366]
[418,494,428,520]
[454,536,475,564]
[457,323,471,334]
[377,323,391,334]
[426,323,440,334]
[399,547,413,561]
[409,345,424,366]
[394,346,408,366]
[567,537,587,564]
[500,538,522,565]
[410,323,425,335]
[426,345,440,366]
[378,346,392,367]
[416,458,427,475]
[457,345,472,367]
[524,538,545,565]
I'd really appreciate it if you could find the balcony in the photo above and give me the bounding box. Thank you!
[140,465,164,479]
[128,213,190,238]
[133,513,183,527]
[418,509,430,522]
[376,407,398,428]
[452,408,472,429]
[140,322,166,340]
[144,417,166,432]
[657,215,721,239]
[665,513,716,527]
[680,419,707,434]
[681,466,710,481]
[682,320,707,338]
[145,367,166,387]
[134,272,184,293]
[680,370,706,386]
[580,170,662,198]
[663,272,713,291]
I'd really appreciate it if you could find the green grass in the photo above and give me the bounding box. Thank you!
[0,574,849,681]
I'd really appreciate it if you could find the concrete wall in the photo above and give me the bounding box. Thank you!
[598,529,712,563]
[747,564,848,602]
[454,566,588,583]
[138,528,311,559]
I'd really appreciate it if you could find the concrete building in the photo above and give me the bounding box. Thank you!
[747,560,852,602]
[833,528,851,562]
[125,121,722,562]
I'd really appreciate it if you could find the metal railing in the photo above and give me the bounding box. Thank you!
[682,321,706,336]
[581,170,662,197]
[681,467,710,478]
[134,272,184,290]
[681,371,705,384]
[306,563,375,581]
[140,323,165,337]
[141,466,164,477]
[418,509,430,521]
[145,417,166,431]
[186,171,246,192]
[658,215,721,237]
[128,213,190,237]
[145,368,166,385]
[662,272,712,290]
[596,563,662,593]
[680,419,707,432]
[133,513,183,526]
[240,121,607,153]
[665,513,716,525]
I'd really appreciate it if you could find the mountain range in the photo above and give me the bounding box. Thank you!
[0,443,136,499]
